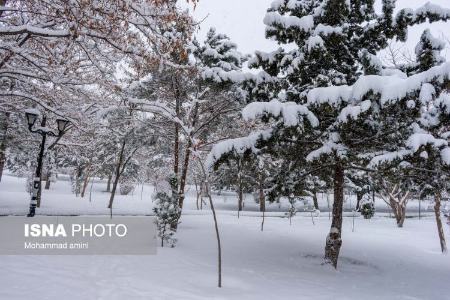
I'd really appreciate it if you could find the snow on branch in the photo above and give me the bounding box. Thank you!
[0,91,78,126]
[396,2,450,24]
[307,62,450,107]
[202,68,275,84]
[306,132,347,162]
[369,132,449,167]
[368,149,412,168]
[405,133,447,152]
[242,99,319,128]
[0,25,69,37]
[263,12,314,31]
[337,100,372,123]
[206,130,272,169]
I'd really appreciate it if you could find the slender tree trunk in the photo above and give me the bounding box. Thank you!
[324,163,344,269]
[81,175,90,198]
[398,206,406,228]
[74,167,82,197]
[259,177,265,231]
[197,160,222,288]
[173,96,180,185]
[312,190,319,210]
[259,183,265,213]
[434,191,447,253]
[108,140,126,210]
[237,180,243,217]
[194,178,200,210]
[106,174,112,192]
[178,140,192,209]
[0,112,9,182]
[89,176,95,202]
[355,193,362,211]
[44,172,51,190]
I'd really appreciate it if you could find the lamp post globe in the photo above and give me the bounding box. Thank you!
[56,119,69,135]
[25,111,38,128]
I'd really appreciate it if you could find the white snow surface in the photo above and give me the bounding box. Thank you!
[0,173,449,299]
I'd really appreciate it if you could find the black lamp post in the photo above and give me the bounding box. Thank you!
[25,109,69,217]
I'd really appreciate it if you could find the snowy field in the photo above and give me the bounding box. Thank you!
[0,174,449,300]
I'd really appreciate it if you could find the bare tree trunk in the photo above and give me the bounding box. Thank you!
[237,181,243,217]
[108,140,126,211]
[194,178,200,210]
[44,172,51,190]
[173,96,180,184]
[324,163,344,269]
[259,178,265,231]
[89,176,95,202]
[312,190,319,210]
[355,192,362,211]
[259,183,265,212]
[178,141,192,209]
[106,174,112,192]
[74,167,82,197]
[390,201,406,228]
[81,175,90,198]
[434,192,447,253]
[0,112,9,182]
[380,184,409,227]
[398,206,406,228]
[197,161,222,288]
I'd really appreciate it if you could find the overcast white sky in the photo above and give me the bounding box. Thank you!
[181,0,450,61]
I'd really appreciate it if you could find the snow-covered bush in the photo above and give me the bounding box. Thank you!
[119,184,135,196]
[359,194,375,219]
[360,201,375,220]
[153,175,181,248]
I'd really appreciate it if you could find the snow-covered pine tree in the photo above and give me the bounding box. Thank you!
[153,174,181,247]
[370,29,449,251]
[208,0,450,268]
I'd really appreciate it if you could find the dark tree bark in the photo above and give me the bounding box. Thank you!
[237,159,243,216]
[74,166,83,197]
[173,95,180,183]
[0,112,10,182]
[355,192,363,211]
[395,206,406,228]
[434,192,447,253]
[324,163,344,269]
[106,174,112,192]
[178,139,192,209]
[259,186,265,212]
[81,175,90,198]
[259,175,265,231]
[108,140,126,211]
[44,172,52,190]
[312,190,319,210]
[194,178,200,210]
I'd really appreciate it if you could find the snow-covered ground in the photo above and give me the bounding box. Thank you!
[0,173,449,299]
[0,173,439,216]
